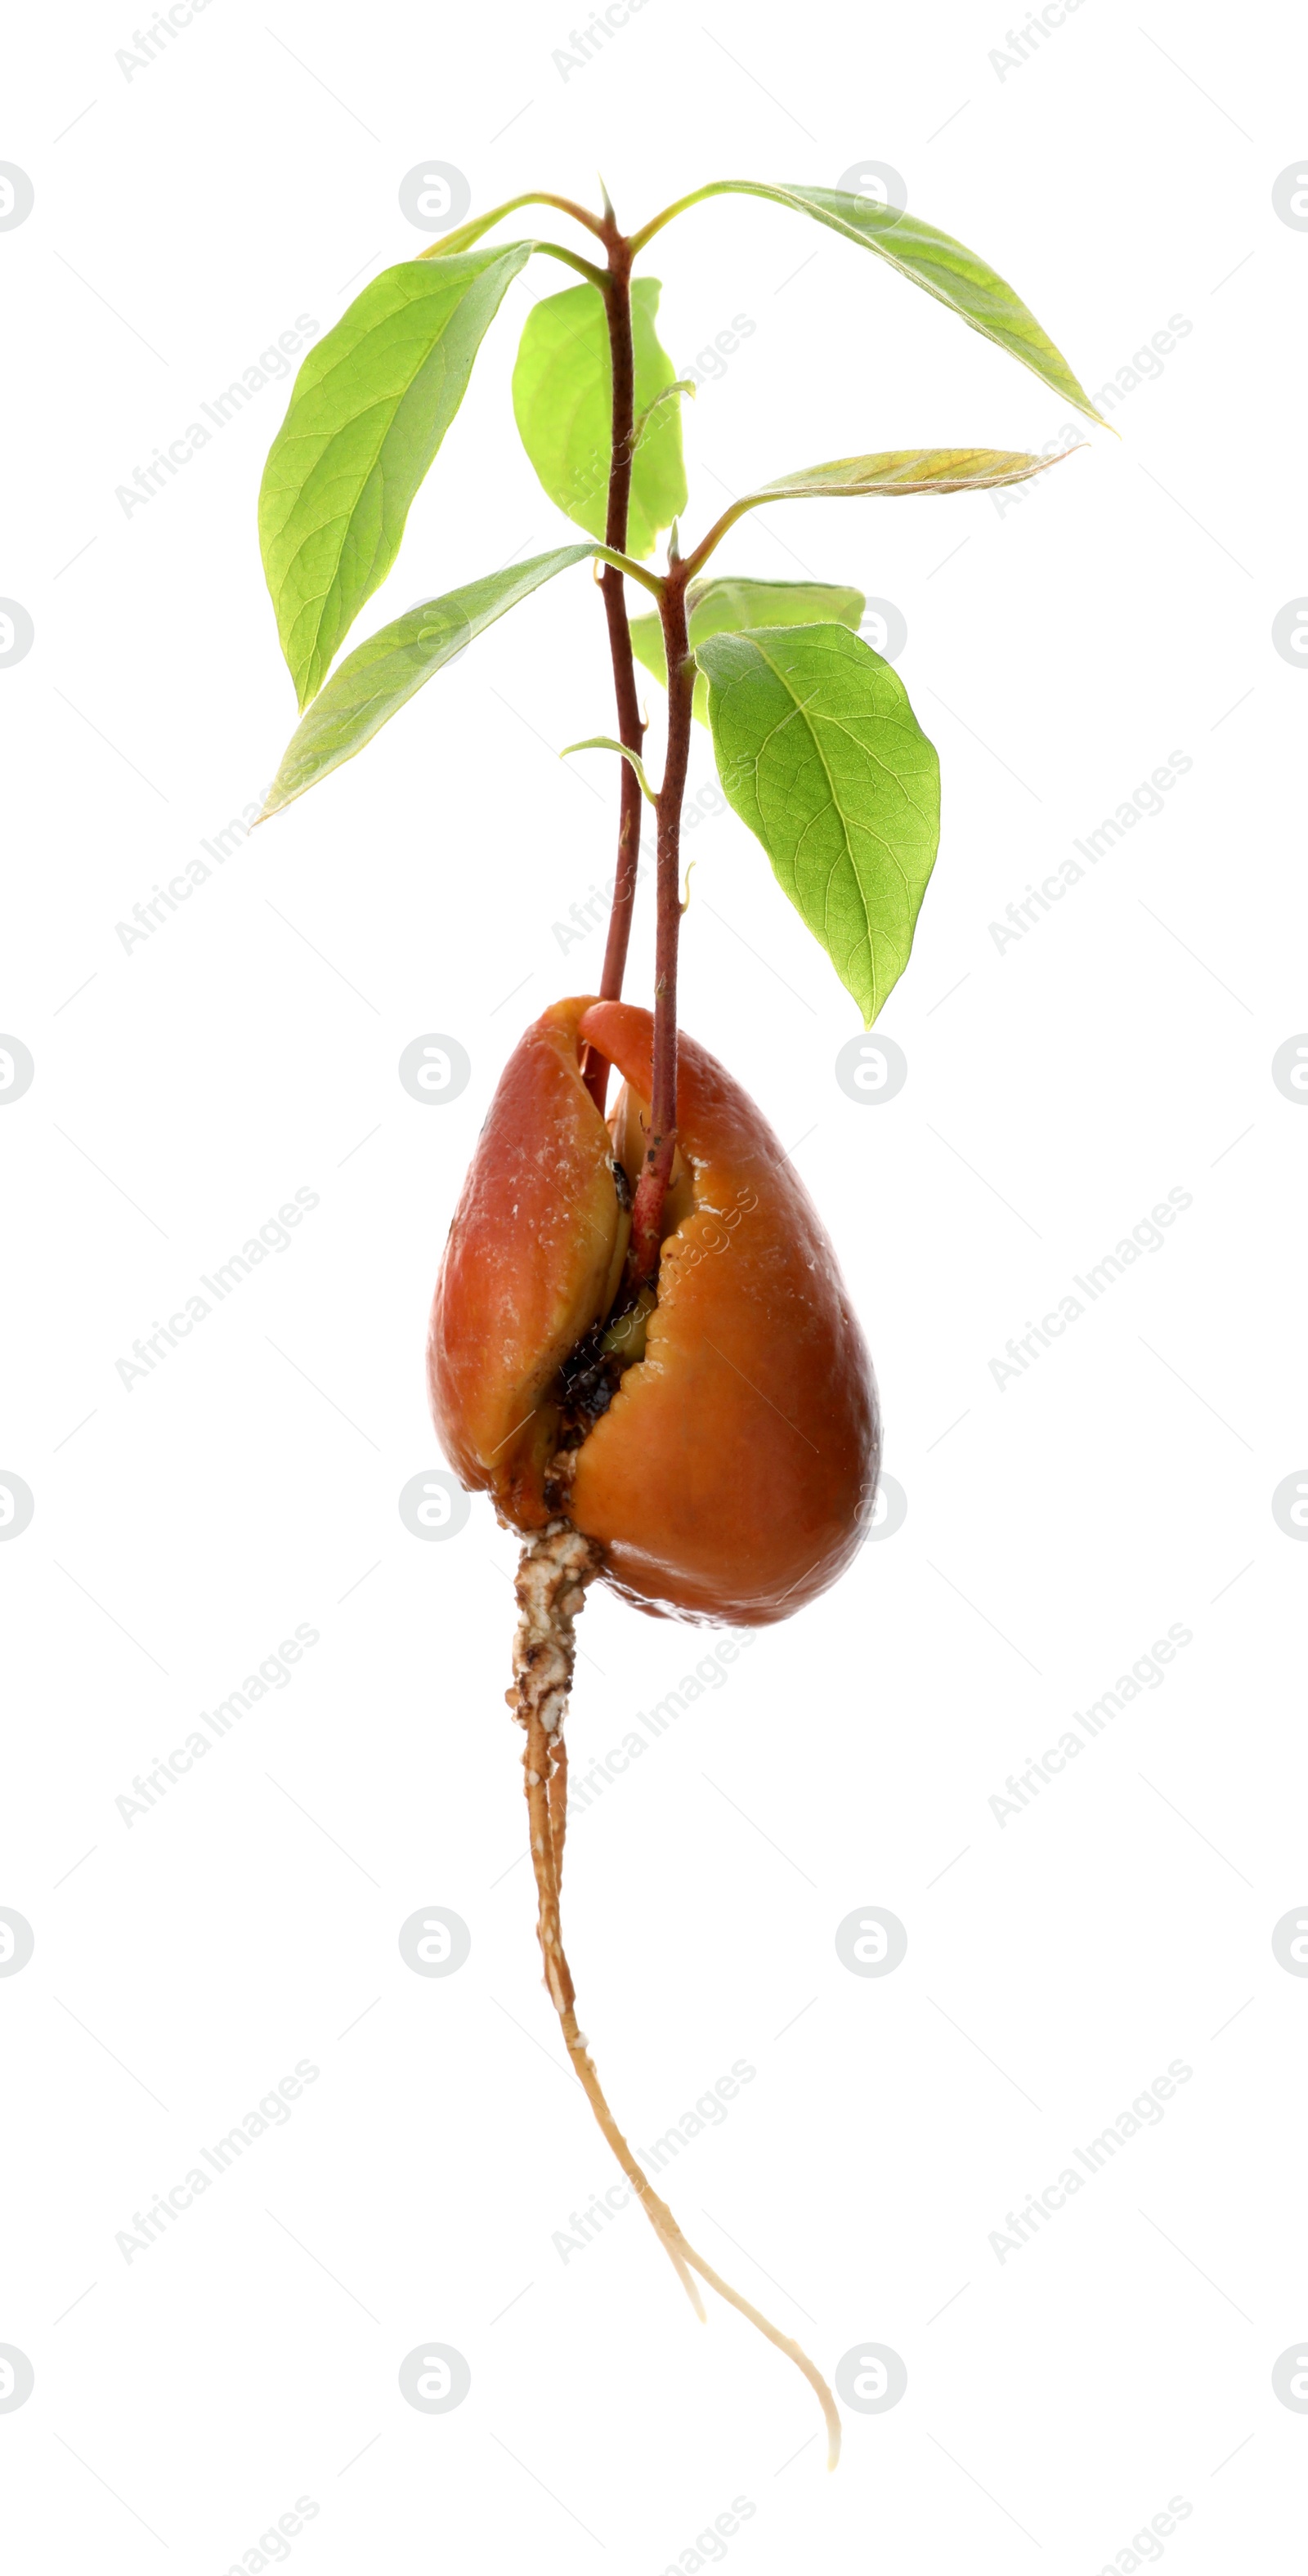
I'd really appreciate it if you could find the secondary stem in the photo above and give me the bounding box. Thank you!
[581,197,691,1270]
[584,217,647,1113]
[626,564,693,1286]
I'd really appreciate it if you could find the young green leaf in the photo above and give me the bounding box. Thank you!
[260,247,531,709]
[629,575,865,725]
[416,195,603,262]
[259,544,596,818]
[560,736,658,803]
[736,444,1071,506]
[683,445,1075,573]
[634,181,1105,426]
[697,623,940,1025]
[512,278,688,557]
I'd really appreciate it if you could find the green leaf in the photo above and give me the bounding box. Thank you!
[560,736,658,803]
[259,545,596,818]
[639,182,1105,426]
[697,623,940,1025]
[629,575,865,725]
[512,277,688,557]
[260,246,531,708]
[684,445,1076,574]
[418,202,557,258]
[416,195,595,261]
[733,445,1073,506]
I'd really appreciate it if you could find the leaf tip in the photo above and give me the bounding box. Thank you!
[1078,394,1117,435]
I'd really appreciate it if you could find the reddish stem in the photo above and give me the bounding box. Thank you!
[583,218,647,1114]
[627,565,692,1286]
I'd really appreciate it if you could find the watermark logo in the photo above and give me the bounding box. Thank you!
[1272,163,1308,230]
[398,1472,471,1541]
[1271,1473,1308,1540]
[0,2347,34,2413]
[0,165,34,230]
[1272,1035,1308,1101]
[859,597,907,662]
[865,1474,907,1541]
[0,1474,34,1541]
[0,604,34,668]
[1272,1909,1308,1974]
[835,2342,907,2412]
[1272,2346,1308,2411]
[0,1909,35,1976]
[398,1907,471,1977]
[835,1032,907,1103]
[0,1037,35,1102]
[1272,600,1308,667]
[398,1034,471,1104]
[836,162,907,213]
[835,1907,907,1976]
[398,163,471,232]
[398,2344,471,2412]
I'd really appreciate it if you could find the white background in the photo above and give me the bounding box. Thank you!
[2,1,1306,2568]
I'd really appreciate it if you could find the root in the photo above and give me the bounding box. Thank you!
[507,1524,842,2469]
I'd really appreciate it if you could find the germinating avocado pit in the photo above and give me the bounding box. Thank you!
[428,996,880,1625]
[256,160,1099,2470]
